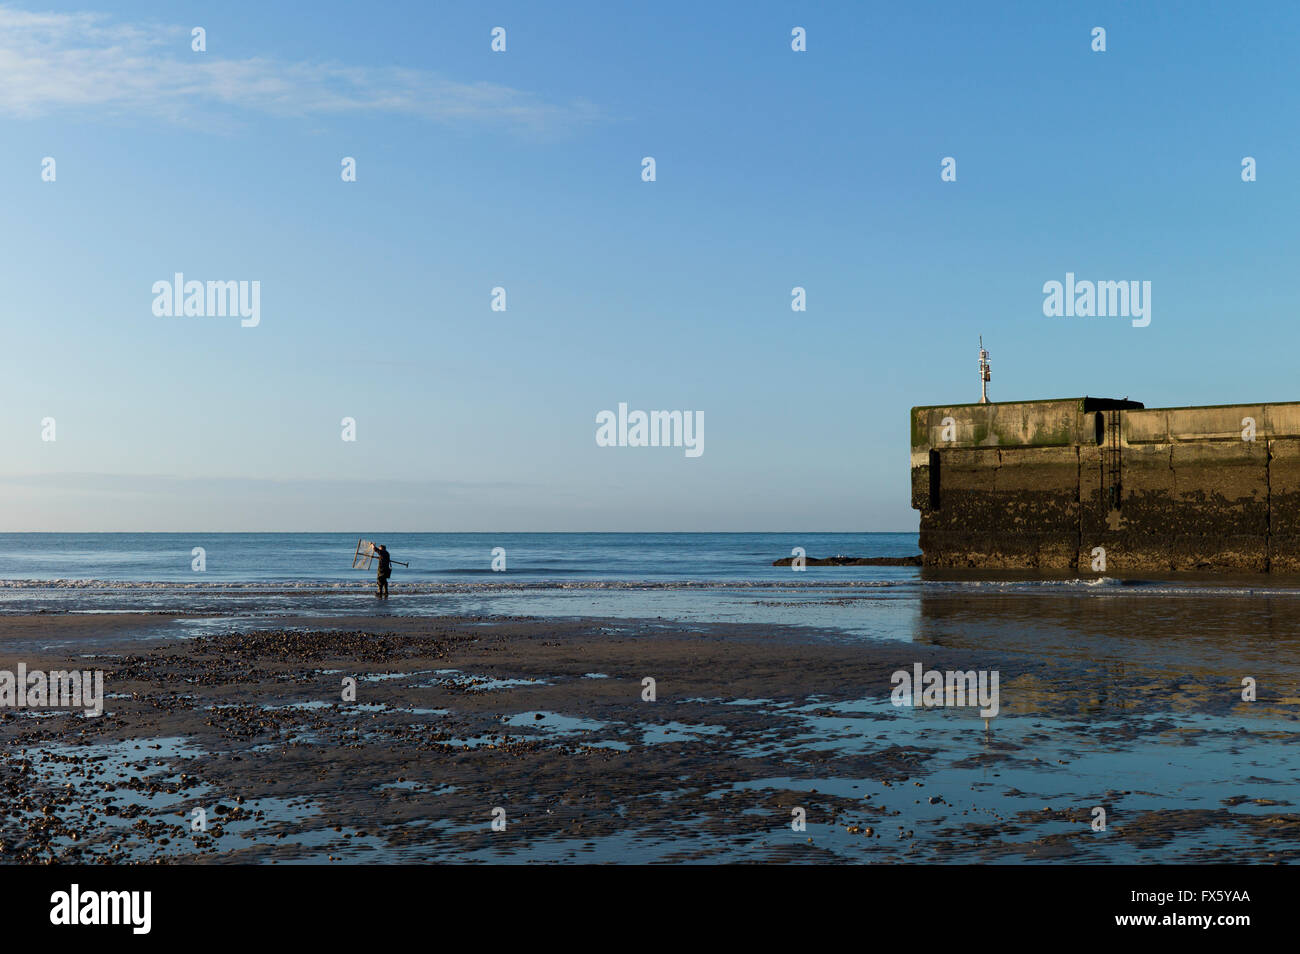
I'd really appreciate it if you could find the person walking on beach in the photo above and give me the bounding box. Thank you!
[374,544,392,599]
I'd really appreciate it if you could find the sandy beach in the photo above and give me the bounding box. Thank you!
[3,608,1296,864]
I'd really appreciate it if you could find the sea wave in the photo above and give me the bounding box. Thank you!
[929,576,1300,597]
[0,577,914,593]
[2,575,1292,600]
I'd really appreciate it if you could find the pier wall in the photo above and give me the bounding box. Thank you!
[911,398,1300,572]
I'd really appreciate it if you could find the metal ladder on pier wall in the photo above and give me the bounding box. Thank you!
[1102,410,1122,510]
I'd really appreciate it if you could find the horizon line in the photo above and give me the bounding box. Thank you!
[0,529,919,534]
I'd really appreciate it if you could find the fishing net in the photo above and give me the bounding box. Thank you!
[352,539,375,570]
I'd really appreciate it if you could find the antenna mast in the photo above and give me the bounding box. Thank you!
[978,336,991,404]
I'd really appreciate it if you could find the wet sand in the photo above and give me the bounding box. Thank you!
[1,610,1297,864]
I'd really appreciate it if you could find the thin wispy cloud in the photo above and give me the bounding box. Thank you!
[0,5,600,131]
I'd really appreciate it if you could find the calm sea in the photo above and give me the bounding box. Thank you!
[0,532,924,630]
[0,532,918,586]
[5,531,1300,652]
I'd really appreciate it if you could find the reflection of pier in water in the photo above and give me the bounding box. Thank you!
[911,583,1300,717]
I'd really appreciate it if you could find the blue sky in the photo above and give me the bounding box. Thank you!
[2,0,1298,531]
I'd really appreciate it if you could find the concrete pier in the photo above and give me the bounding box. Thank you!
[911,397,1300,573]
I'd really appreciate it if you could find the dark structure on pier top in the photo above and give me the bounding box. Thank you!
[911,396,1300,573]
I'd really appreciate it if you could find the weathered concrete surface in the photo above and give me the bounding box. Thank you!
[910,399,1095,469]
[912,397,1300,574]
[1268,439,1300,572]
